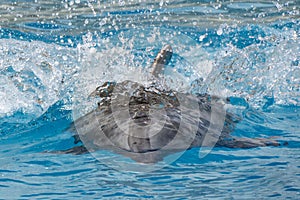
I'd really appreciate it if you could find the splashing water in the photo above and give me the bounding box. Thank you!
[0,0,299,199]
[0,39,79,122]
[1,23,298,122]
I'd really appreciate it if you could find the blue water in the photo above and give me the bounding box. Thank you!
[0,1,300,199]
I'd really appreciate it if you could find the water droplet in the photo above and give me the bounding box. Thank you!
[217,28,223,35]
[199,34,207,41]
[159,0,164,7]
[62,55,68,61]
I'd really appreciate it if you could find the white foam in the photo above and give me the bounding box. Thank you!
[0,39,78,121]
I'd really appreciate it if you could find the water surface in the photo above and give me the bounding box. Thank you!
[0,1,299,199]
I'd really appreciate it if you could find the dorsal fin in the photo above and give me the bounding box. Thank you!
[151,45,173,78]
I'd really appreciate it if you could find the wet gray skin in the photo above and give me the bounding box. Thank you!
[56,45,281,163]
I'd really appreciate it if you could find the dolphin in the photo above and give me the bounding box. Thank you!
[54,45,281,163]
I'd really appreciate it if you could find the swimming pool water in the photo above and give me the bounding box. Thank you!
[0,1,299,199]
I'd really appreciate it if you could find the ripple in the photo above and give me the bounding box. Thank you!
[24,22,63,30]
[0,178,42,186]
[24,168,93,177]
[227,2,275,10]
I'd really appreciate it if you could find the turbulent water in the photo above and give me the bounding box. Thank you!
[0,1,299,199]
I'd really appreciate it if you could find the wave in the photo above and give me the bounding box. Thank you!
[0,21,299,127]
